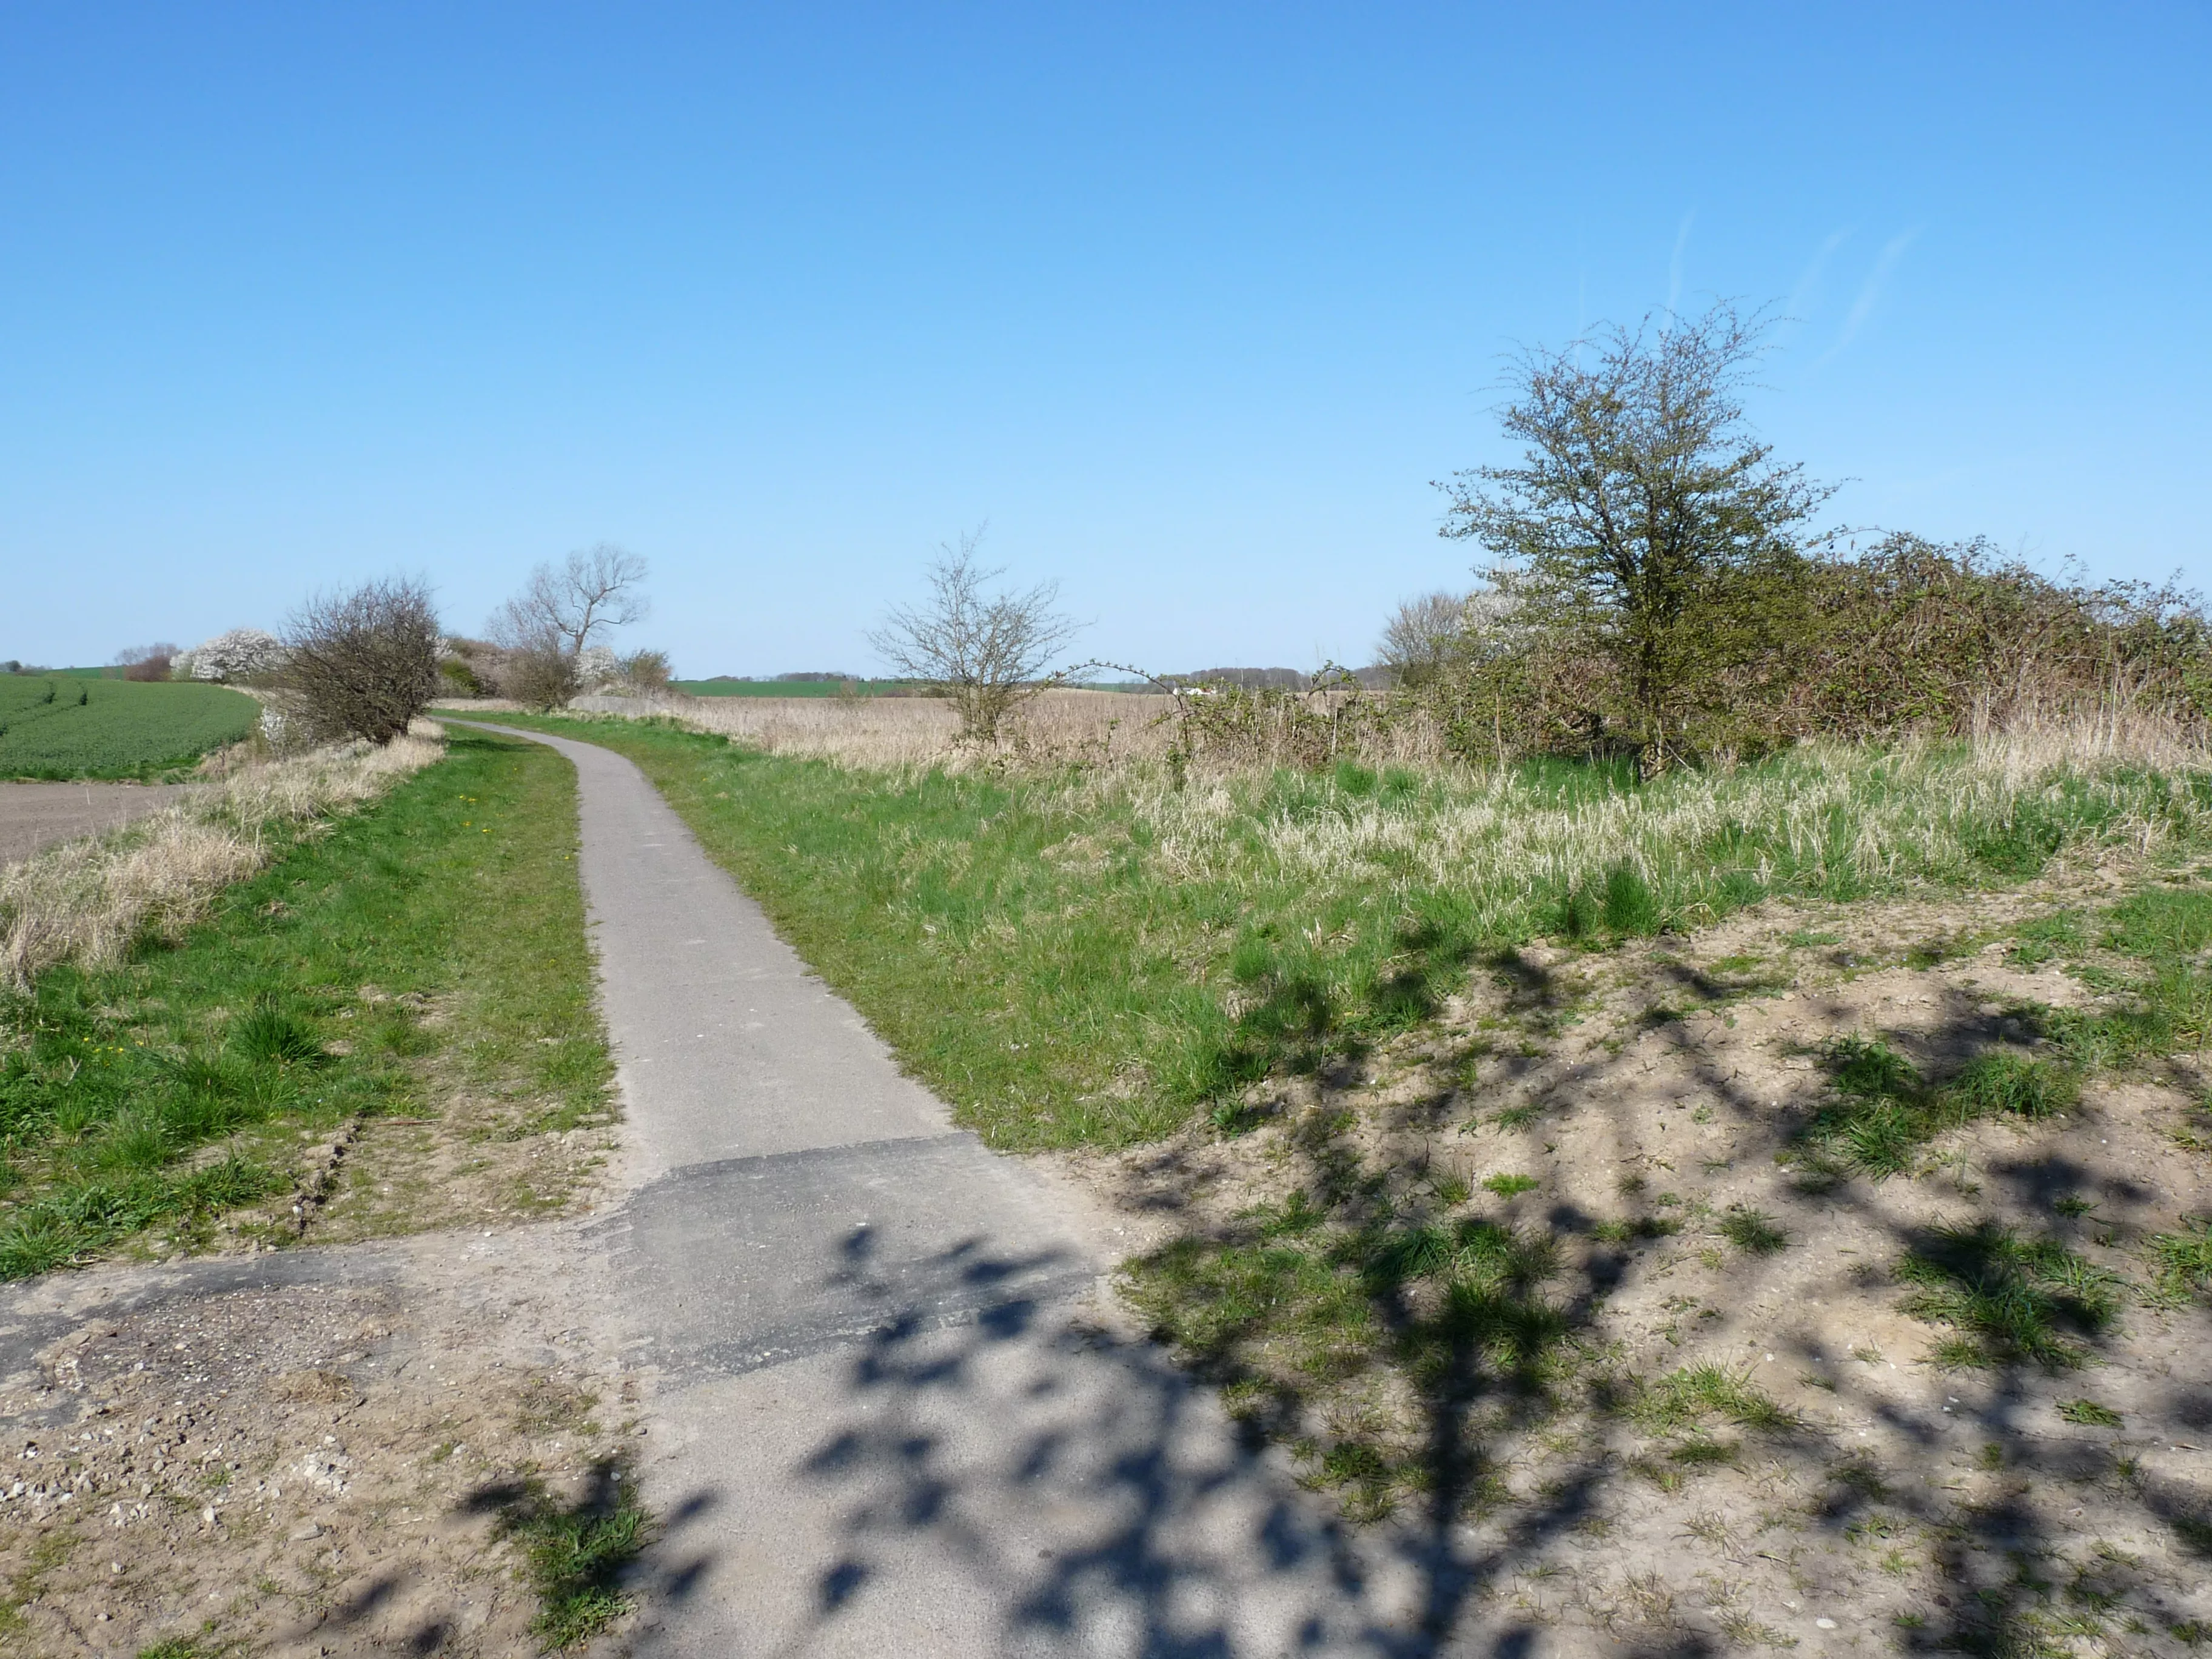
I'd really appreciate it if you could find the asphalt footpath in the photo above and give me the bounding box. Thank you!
[458,723,1435,1659]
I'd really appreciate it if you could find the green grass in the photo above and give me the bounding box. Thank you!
[669,678,919,697]
[490,1463,654,1649]
[1629,1363,1799,1435]
[2004,887,2212,1068]
[1717,1205,1789,1255]
[477,715,2204,1151]
[0,728,609,1274]
[1118,1144,1575,1520]
[0,676,260,779]
[2056,1398,2125,1427]
[2145,1218,2212,1306]
[135,1636,233,1659]
[1797,1039,2079,1181]
[1894,1222,2124,1370]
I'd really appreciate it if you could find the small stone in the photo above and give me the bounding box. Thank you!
[289,1523,323,1541]
[1816,1618,1838,1630]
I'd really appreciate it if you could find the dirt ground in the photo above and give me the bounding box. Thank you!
[1068,857,2212,1654]
[0,783,190,866]
[0,1224,643,1658]
[0,982,633,1656]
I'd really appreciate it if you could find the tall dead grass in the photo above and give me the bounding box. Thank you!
[568,686,2205,786]
[565,692,2207,920]
[1120,730,2211,921]
[0,726,445,987]
[569,689,1185,768]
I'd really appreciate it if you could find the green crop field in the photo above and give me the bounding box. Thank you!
[0,676,261,780]
[672,678,919,697]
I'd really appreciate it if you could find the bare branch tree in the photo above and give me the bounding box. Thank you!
[1375,593,1470,688]
[867,528,1084,745]
[112,643,182,683]
[497,543,651,659]
[489,543,650,710]
[278,576,441,745]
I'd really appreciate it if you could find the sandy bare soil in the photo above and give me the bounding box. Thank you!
[1067,865,2212,1653]
[0,783,189,866]
[0,1227,644,1658]
[0,977,631,1654]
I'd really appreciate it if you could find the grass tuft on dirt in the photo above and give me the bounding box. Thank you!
[1892,1221,2125,1370]
[486,1458,655,1649]
[0,728,611,1271]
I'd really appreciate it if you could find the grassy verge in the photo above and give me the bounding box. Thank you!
[0,727,610,1273]
[487,713,2204,1149]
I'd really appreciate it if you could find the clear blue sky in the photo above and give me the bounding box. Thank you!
[5,3,2207,676]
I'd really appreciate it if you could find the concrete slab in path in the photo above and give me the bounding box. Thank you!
[463,724,1435,1658]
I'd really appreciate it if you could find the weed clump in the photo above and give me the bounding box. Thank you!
[1799,1039,2079,1181]
[486,1461,654,1647]
[1630,1363,1799,1436]
[1894,1221,2123,1370]
[230,1000,329,1068]
[2145,1218,2212,1307]
[2057,1398,2125,1427]
[1717,1205,1789,1255]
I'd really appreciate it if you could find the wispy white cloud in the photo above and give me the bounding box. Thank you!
[1783,228,1852,328]
[1820,229,1919,362]
[1666,212,1695,318]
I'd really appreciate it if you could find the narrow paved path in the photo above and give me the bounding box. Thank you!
[466,725,1428,1658]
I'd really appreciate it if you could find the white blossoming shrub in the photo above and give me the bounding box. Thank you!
[577,645,620,689]
[184,628,284,682]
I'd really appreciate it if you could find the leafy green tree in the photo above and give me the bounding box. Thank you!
[1437,303,1835,773]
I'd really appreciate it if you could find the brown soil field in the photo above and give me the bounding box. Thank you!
[0,783,189,866]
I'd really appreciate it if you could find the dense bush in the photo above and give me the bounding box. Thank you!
[277,577,442,745]
[1785,535,2209,737]
[113,643,182,683]
[502,640,583,711]
[1384,303,2211,772]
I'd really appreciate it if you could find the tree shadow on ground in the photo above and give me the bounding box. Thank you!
[297,1463,719,1654]
[599,978,2211,1655]
[1102,982,2212,1657]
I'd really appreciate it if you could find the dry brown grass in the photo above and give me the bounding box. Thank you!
[565,686,2207,789]
[0,723,445,987]
[570,688,1185,768]
[1968,687,2210,777]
